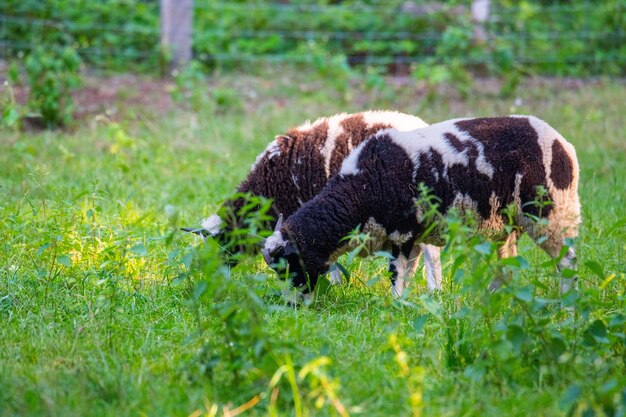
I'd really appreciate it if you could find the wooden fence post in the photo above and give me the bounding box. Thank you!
[161,0,193,69]
[471,0,490,43]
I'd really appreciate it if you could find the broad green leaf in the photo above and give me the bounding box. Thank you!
[129,244,148,257]
[474,242,493,255]
[559,384,581,412]
[585,261,605,279]
[419,294,443,320]
[500,256,530,269]
[181,252,194,270]
[56,255,71,268]
[36,243,51,257]
[546,335,567,359]
[463,363,485,382]
[584,320,609,345]
[506,324,526,353]
[514,286,533,303]
[367,275,381,287]
[413,314,429,333]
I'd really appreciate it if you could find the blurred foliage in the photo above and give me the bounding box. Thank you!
[0,0,159,71]
[0,0,624,101]
[24,46,82,127]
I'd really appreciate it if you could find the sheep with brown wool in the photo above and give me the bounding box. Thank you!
[262,115,581,298]
[185,110,443,289]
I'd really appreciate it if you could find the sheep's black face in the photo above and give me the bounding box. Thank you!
[262,235,312,293]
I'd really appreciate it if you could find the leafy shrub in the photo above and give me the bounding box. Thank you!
[1,76,22,131]
[396,185,625,413]
[24,46,82,127]
[1,0,159,71]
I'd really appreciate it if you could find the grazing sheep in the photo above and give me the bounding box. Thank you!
[262,115,581,298]
[186,110,443,290]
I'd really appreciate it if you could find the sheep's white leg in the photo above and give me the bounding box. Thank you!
[328,264,343,285]
[558,246,578,294]
[390,243,418,297]
[488,232,518,292]
[534,234,578,295]
[421,243,442,291]
[390,254,409,298]
[403,245,422,288]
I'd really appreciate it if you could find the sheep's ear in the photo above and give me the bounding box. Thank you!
[274,213,284,231]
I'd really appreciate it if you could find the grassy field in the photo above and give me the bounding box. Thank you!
[1,70,625,417]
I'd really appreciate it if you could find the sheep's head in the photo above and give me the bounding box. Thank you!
[261,216,310,292]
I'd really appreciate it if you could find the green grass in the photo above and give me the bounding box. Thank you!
[1,69,625,417]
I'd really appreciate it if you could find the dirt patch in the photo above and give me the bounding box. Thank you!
[1,62,617,130]
[2,69,176,126]
[74,73,176,120]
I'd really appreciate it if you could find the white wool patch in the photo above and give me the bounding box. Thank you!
[361,110,428,131]
[264,230,288,253]
[294,114,332,131]
[304,111,430,179]
[201,214,223,236]
[362,217,387,241]
[320,115,347,178]
[328,217,388,263]
[386,119,499,181]
[524,115,556,189]
[513,173,523,208]
[452,192,478,213]
[482,191,505,232]
[389,230,413,246]
[291,172,300,190]
[267,140,282,159]
[251,138,282,171]
[339,139,368,176]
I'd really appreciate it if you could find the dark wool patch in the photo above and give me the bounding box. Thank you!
[284,134,419,287]
[236,121,330,223]
[550,140,574,190]
[443,132,466,153]
[455,117,552,218]
[235,114,400,232]
[328,114,392,175]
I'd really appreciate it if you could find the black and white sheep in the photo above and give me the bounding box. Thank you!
[187,110,443,289]
[262,115,581,297]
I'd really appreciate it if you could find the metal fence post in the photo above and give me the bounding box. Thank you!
[160,0,193,69]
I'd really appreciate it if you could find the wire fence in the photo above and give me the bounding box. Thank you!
[1,1,625,75]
